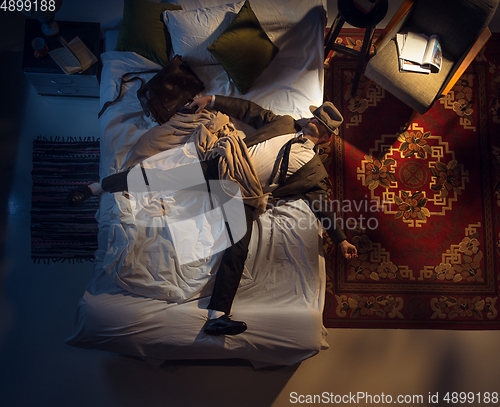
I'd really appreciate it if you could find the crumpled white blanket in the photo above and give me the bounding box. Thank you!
[101,110,269,302]
[124,110,269,212]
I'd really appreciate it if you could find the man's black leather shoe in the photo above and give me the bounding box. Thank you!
[204,315,247,336]
[68,185,93,207]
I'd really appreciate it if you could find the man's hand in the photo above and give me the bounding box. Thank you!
[339,240,358,259]
[190,95,213,114]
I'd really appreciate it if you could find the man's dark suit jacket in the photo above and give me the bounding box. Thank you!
[214,95,346,245]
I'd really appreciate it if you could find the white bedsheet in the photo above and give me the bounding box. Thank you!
[68,196,327,366]
[67,0,329,367]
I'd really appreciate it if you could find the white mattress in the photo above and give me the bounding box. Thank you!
[66,0,329,367]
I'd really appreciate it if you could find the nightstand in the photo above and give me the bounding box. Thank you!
[23,19,102,97]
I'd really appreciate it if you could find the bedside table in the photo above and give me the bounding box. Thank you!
[23,20,102,97]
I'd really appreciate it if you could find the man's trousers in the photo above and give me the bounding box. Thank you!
[100,158,254,315]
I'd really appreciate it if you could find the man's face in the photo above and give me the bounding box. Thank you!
[302,118,332,144]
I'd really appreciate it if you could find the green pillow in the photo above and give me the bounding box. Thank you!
[115,0,182,66]
[207,0,279,94]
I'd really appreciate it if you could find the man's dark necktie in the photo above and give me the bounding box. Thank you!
[269,136,307,186]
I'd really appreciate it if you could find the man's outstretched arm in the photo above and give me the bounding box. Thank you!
[191,95,284,130]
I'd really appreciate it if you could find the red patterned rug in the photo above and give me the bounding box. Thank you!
[322,30,500,329]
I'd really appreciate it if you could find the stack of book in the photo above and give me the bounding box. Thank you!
[396,32,442,74]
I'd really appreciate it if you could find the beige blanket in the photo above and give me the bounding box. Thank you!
[125,110,268,212]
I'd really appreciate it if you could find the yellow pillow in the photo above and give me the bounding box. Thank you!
[207,0,279,94]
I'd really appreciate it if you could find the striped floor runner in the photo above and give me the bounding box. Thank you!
[31,137,100,263]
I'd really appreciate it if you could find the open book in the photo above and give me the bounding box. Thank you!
[49,37,97,75]
[396,32,442,74]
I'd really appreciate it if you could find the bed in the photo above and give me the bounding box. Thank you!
[66,0,330,368]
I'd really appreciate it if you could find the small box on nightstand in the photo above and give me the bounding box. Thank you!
[23,20,102,97]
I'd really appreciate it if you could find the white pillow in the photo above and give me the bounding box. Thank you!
[163,1,245,66]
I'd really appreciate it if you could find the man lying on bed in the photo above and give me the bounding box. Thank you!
[68,95,357,336]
